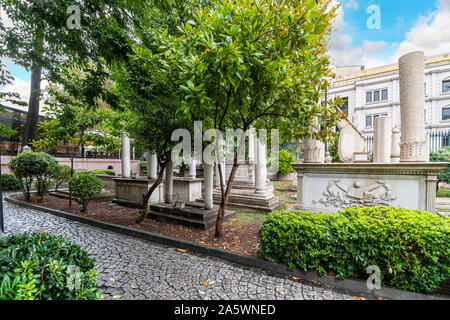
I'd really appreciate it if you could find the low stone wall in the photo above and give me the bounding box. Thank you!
[293,162,448,214]
[93,174,115,192]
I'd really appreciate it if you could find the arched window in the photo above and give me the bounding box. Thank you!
[443,78,450,93]
[442,106,450,120]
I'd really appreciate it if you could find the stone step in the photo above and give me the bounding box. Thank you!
[147,207,235,230]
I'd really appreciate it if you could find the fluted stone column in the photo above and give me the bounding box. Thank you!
[147,152,158,179]
[248,128,255,163]
[203,163,214,210]
[255,138,267,194]
[399,51,428,162]
[121,132,131,178]
[391,126,401,163]
[426,175,439,213]
[373,116,392,163]
[164,159,173,204]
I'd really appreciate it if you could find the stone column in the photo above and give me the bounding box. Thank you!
[373,116,392,163]
[164,159,173,204]
[391,126,401,163]
[248,128,255,163]
[185,157,196,178]
[203,163,214,210]
[121,132,131,178]
[295,172,305,209]
[426,175,438,213]
[255,138,267,194]
[147,152,158,179]
[399,51,428,162]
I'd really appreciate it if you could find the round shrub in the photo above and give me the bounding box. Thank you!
[8,151,58,201]
[0,232,99,300]
[278,150,295,176]
[259,207,450,293]
[88,168,115,176]
[1,173,22,191]
[51,164,72,192]
[68,172,103,213]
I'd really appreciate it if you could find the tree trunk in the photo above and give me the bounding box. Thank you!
[135,161,167,224]
[215,130,247,238]
[22,64,42,148]
[69,157,74,207]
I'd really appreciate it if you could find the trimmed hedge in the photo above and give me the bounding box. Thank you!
[1,173,22,191]
[88,168,115,176]
[259,207,450,293]
[0,232,99,300]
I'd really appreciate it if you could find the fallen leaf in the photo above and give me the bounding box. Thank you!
[353,296,366,300]
[292,277,301,280]
[203,281,208,286]
[176,248,187,253]
[209,281,216,285]
[38,230,45,234]
[198,290,205,295]
[377,297,388,300]
[113,295,122,300]
[278,291,285,295]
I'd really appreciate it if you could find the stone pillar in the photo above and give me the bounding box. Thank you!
[147,152,158,179]
[295,172,305,209]
[21,145,31,153]
[255,138,267,194]
[121,132,131,178]
[203,163,214,210]
[303,118,324,163]
[324,151,332,164]
[164,159,173,204]
[248,128,255,163]
[399,51,428,162]
[391,126,401,163]
[185,157,196,178]
[373,116,392,163]
[426,175,439,213]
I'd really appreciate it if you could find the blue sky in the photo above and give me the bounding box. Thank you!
[329,0,450,68]
[2,0,450,109]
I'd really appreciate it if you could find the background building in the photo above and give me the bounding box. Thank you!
[328,53,450,153]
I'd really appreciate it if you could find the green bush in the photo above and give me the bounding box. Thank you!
[327,132,342,163]
[430,146,450,183]
[51,165,72,192]
[8,151,59,201]
[0,232,99,300]
[1,173,22,191]
[437,188,450,197]
[88,168,115,176]
[259,207,450,293]
[68,172,103,213]
[278,150,295,175]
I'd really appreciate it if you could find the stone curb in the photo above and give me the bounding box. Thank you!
[5,196,448,301]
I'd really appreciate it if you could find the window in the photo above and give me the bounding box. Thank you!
[443,80,450,93]
[366,89,388,104]
[374,90,380,102]
[365,114,385,127]
[339,97,349,116]
[442,107,450,120]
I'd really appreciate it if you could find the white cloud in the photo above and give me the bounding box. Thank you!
[328,3,390,69]
[346,0,359,10]
[392,0,450,61]
[0,77,48,114]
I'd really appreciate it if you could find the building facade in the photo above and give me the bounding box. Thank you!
[328,53,450,153]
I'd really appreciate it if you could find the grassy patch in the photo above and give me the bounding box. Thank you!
[273,180,293,190]
[437,188,450,197]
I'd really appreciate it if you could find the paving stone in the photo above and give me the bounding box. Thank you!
[1,192,355,300]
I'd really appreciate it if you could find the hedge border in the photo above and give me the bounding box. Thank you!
[5,195,448,301]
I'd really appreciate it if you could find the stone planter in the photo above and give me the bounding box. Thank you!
[93,174,116,192]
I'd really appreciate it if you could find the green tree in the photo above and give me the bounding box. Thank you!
[430,146,450,183]
[170,0,344,237]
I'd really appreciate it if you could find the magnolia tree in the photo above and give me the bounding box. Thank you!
[166,0,344,237]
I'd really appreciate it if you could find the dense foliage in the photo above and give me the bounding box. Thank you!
[437,188,450,198]
[0,232,99,300]
[1,173,22,191]
[430,146,450,183]
[8,151,58,201]
[327,131,342,163]
[88,169,115,176]
[278,150,295,176]
[68,172,103,213]
[51,165,72,192]
[259,207,450,293]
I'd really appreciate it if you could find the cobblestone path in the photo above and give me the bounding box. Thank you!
[1,195,358,300]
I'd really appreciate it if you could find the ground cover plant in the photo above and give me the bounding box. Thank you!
[260,206,450,293]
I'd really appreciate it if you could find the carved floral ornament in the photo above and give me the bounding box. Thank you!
[313,180,397,208]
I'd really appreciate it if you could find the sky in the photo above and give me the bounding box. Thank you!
[1,0,450,110]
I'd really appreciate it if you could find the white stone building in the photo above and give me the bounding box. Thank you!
[328,53,450,153]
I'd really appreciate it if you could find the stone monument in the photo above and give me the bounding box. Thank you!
[373,116,392,163]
